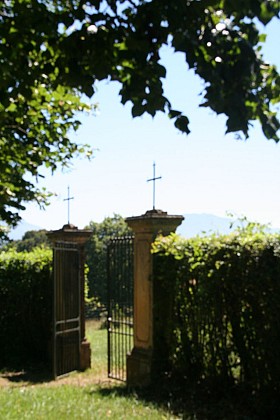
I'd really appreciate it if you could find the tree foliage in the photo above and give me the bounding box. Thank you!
[6,229,50,252]
[1,1,280,227]
[0,0,93,228]
[85,214,131,308]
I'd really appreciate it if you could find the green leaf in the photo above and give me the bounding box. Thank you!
[174,115,190,134]
[132,103,145,117]
[168,110,182,119]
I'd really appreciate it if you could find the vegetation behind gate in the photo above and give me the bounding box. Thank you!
[152,223,280,393]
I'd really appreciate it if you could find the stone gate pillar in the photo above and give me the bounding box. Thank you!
[47,224,92,372]
[126,210,184,386]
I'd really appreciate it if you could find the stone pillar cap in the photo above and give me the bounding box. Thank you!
[47,224,92,245]
[62,223,78,230]
[126,209,184,235]
[126,209,184,222]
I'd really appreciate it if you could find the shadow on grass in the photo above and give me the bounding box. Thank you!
[94,378,280,420]
[0,363,53,385]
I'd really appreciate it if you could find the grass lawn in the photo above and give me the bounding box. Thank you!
[0,385,176,419]
[1,321,278,419]
[0,320,179,419]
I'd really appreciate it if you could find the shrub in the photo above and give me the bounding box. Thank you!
[152,225,280,392]
[0,248,52,367]
[85,215,131,307]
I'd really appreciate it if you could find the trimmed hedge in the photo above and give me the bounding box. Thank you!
[0,248,52,367]
[152,226,280,392]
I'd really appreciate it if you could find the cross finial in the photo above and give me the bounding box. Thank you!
[147,162,162,210]
[63,186,74,225]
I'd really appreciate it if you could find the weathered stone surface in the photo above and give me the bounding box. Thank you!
[126,210,183,386]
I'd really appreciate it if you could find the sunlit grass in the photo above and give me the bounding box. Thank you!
[0,320,180,419]
[0,385,178,419]
[85,319,108,377]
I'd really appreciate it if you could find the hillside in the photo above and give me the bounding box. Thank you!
[7,213,280,240]
[8,221,43,240]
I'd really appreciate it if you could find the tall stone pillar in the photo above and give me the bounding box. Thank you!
[126,210,184,386]
[47,224,92,371]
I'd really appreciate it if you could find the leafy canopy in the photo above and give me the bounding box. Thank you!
[85,214,131,305]
[1,0,280,227]
[4,229,50,252]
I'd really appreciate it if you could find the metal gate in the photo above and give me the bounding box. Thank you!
[53,242,81,378]
[107,236,134,381]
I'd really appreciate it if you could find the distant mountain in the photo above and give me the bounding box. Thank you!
[176,213,280,238]
[8,220,43,240]
[176,213,233,238]
[6,213,280,241]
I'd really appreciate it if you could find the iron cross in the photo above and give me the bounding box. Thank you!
[147,162,162,210]
[63,186,74,224]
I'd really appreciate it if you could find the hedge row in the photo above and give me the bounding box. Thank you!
[0,248,52,367]
[152,225,280,392]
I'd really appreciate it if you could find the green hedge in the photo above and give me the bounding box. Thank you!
[0,248,52,367]
[152,226,280,392]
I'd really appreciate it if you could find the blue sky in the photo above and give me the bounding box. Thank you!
[21,17,280,231]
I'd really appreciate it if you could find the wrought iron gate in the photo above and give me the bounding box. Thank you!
[53,242,81,378]
[107,236,134,381]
